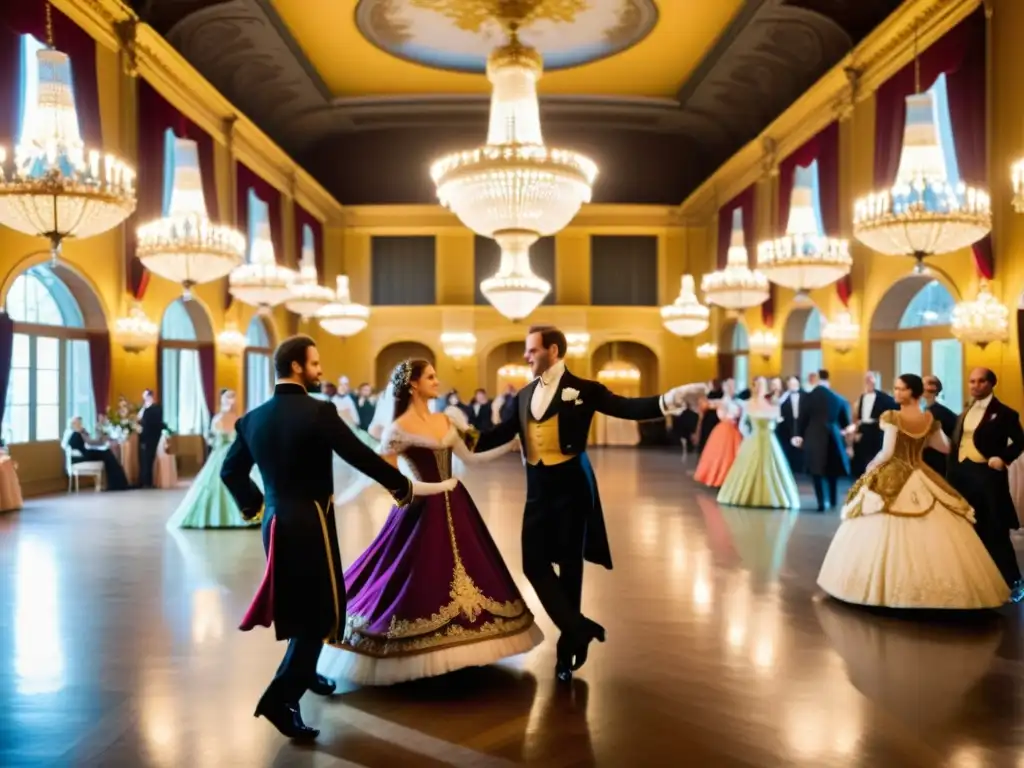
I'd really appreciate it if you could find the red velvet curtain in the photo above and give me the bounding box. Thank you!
[873,9,989,276]
[294,204,324,279]
[129,81,220,298]
[0,313,13,433]
[198,343,215,416]
[88,330,111,416]
[0,2,101,147]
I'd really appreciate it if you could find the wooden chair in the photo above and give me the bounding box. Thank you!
[65,447,104,492]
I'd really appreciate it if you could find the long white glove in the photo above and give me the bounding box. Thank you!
[664,383,709,410]
[412,477,458,496]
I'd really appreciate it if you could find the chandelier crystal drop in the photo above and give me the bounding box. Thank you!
[114,303,158,354]
[285,242,334,319]
[136,137,244,298]
[228,218,296,313]
[757,166,851,297]
[853,91,990,266]
[216,322,246,358]
[431,25,595,320]
[661,275,710,337]
[441,332,477,360]
[565,332,590,357]
[749,330,779,360]
[316,275,369,337]
[820,310,860,353]
[697,343,718,360]
[702,210,770,310]
[951,280,1008,349]
[0,43,136,262]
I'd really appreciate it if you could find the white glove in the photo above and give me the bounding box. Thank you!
[444,406,471,432]
[665,383,708,410]
[412,477,458,496]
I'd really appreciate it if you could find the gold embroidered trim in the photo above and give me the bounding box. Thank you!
[314,498,342,643]
[338,613,535,658]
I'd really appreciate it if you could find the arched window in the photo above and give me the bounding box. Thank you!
[247,190,270,262]
[2,266,95,443]
[732,323,749,393]
[245,316,273,411]
[160,300,209,435]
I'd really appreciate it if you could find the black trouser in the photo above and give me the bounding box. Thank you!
[138,437,158,487]
[811,475,838,510]
[523,461,588,636]
[952,461,1022,586]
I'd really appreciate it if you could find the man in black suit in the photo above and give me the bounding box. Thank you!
[922,375,957,476]
[138,389,165,488]
[221,335,414,740]
[474,325,699,682]
[468,388,493,432]
[947,367,1024,601]
[777,375,805,474]
[851,372,898,478]
[792,369,851,511]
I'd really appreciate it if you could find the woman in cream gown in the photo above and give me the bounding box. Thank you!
[818,374,1009,609]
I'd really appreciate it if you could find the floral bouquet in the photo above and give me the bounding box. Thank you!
[104,397,142,440]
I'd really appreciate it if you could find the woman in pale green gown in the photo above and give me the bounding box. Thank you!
[718,378,801,510]
[166,389,259,529]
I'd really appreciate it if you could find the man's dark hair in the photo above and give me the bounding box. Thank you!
[528,325,567,358]
[981,368,998,386]
[358,382,370,389]
[143,388,154,397]
[274,335,316,379]
[926,375,943,394]
[818,369,830,381]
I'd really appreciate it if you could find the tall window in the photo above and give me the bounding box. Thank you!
[160,300,209,435]
[732,323,749,393]
[247,190,271,262]
[929,74,960,185]
[800,309,823,386]
[245,317,273,411]
[2,267,95,443]
[895,280,962,408]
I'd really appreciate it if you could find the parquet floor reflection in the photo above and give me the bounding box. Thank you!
[0,448,1022,767]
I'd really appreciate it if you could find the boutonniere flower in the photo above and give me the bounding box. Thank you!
[561,387,582,405]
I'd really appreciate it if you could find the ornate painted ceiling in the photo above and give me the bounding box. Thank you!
[129,0,905,206]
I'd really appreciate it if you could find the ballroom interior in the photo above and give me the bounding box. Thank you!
[1,0,1023,765]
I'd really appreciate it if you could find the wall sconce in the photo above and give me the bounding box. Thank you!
[441,332,476,370]
[696,343,717,360]
[748,330,778,361]
[820,311,860,354]
[217,322,247,358]
[113,302,158,354]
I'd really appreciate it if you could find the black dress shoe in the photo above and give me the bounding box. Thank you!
[309,674,336,696]
[570,618,606,672]
[555,660,573,683]
[555,633,575,683]
[254,698,319,741]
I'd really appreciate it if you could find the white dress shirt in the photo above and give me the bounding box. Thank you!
[860,391,877,424]
[964,394,993,431]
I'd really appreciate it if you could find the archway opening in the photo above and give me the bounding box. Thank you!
[245,315,275,411]
[485,341,529,396]
[160,299,213,435]
[374,342,436,392]
[782,307,822,387]
[718,320,749,391]
[590,341,659,397]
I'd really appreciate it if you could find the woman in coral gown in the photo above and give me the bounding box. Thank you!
[818,374,1009,609]
[694,379,743,488]
[318,359,543,685]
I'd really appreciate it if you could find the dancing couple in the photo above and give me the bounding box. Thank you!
[222,328,699,740]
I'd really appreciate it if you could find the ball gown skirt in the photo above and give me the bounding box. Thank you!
[165,433,259,529]
[717,416,800,509]
[694,420,742,488]
[317,482,543,686]
[818,459,1009,609]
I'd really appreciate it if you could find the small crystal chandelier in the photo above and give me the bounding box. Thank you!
[431,13,595,322]
[114,303,158,354]
[749,330,779,360]
[852,55,989,268]
[757,166,851,298]
[597,362,640,383]
[820,310,860,354]
[216,322,246,358]
[136,136,244,299]
[316,275,369,337]
[0,5,136,264]
[228,218,296,314]
[951,280,1008,349]
[441,332,477,360]
[284,241,333,319]
[697,343,718,360]
[661,275,710,337]
[702,210,770,310]
[565,332,590,357]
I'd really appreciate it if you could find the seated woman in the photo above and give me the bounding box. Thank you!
[62,416,130,491]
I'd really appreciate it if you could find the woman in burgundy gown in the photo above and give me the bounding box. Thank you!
[318,359,543,686]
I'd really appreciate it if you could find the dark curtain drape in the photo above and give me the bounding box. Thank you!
[198,343,215,416]
[0,314,13,432]
[0,3,101,147]
[88,330,111,416]
[873,10,989,275]
[294,204,324,277]
[717,355,735,382]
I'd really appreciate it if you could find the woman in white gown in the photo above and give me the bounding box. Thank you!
[817,373,1009,609]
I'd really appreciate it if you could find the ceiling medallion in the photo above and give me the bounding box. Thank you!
[355,0,658,73]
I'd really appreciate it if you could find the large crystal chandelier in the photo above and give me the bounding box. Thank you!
[951,280,1008,349]
[853,88,989,268]
[114,302,158,354]
[284,240,333,319]
[661,275,710,337]
[216,322,246,358]
[228,218,296,314]
[136,137,244,299]
[749,330,779,360]
[316,276,369,337]
[702,210,770,310]
[820,310,860,354]
[757,166,850,298]
[0,7,135,263]
[430,17,596,322]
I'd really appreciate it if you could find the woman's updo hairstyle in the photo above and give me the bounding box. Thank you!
[391,358,431,419]
[897,373,924,399]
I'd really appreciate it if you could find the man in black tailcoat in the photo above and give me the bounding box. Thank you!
[777,375,805,474]
[947,367,1024,602]
[792,369,851,512]
[474,325,701,682]
[221,335,412,740]
[851,371,898,478]
[138,388,165,488]
[923,375,958,476]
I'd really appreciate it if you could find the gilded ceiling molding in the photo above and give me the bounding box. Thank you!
[679,0,980,221]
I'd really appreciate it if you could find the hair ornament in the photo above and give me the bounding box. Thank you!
[392,360,413,391]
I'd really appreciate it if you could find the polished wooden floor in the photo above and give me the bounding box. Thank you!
[1,449,1022,767]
